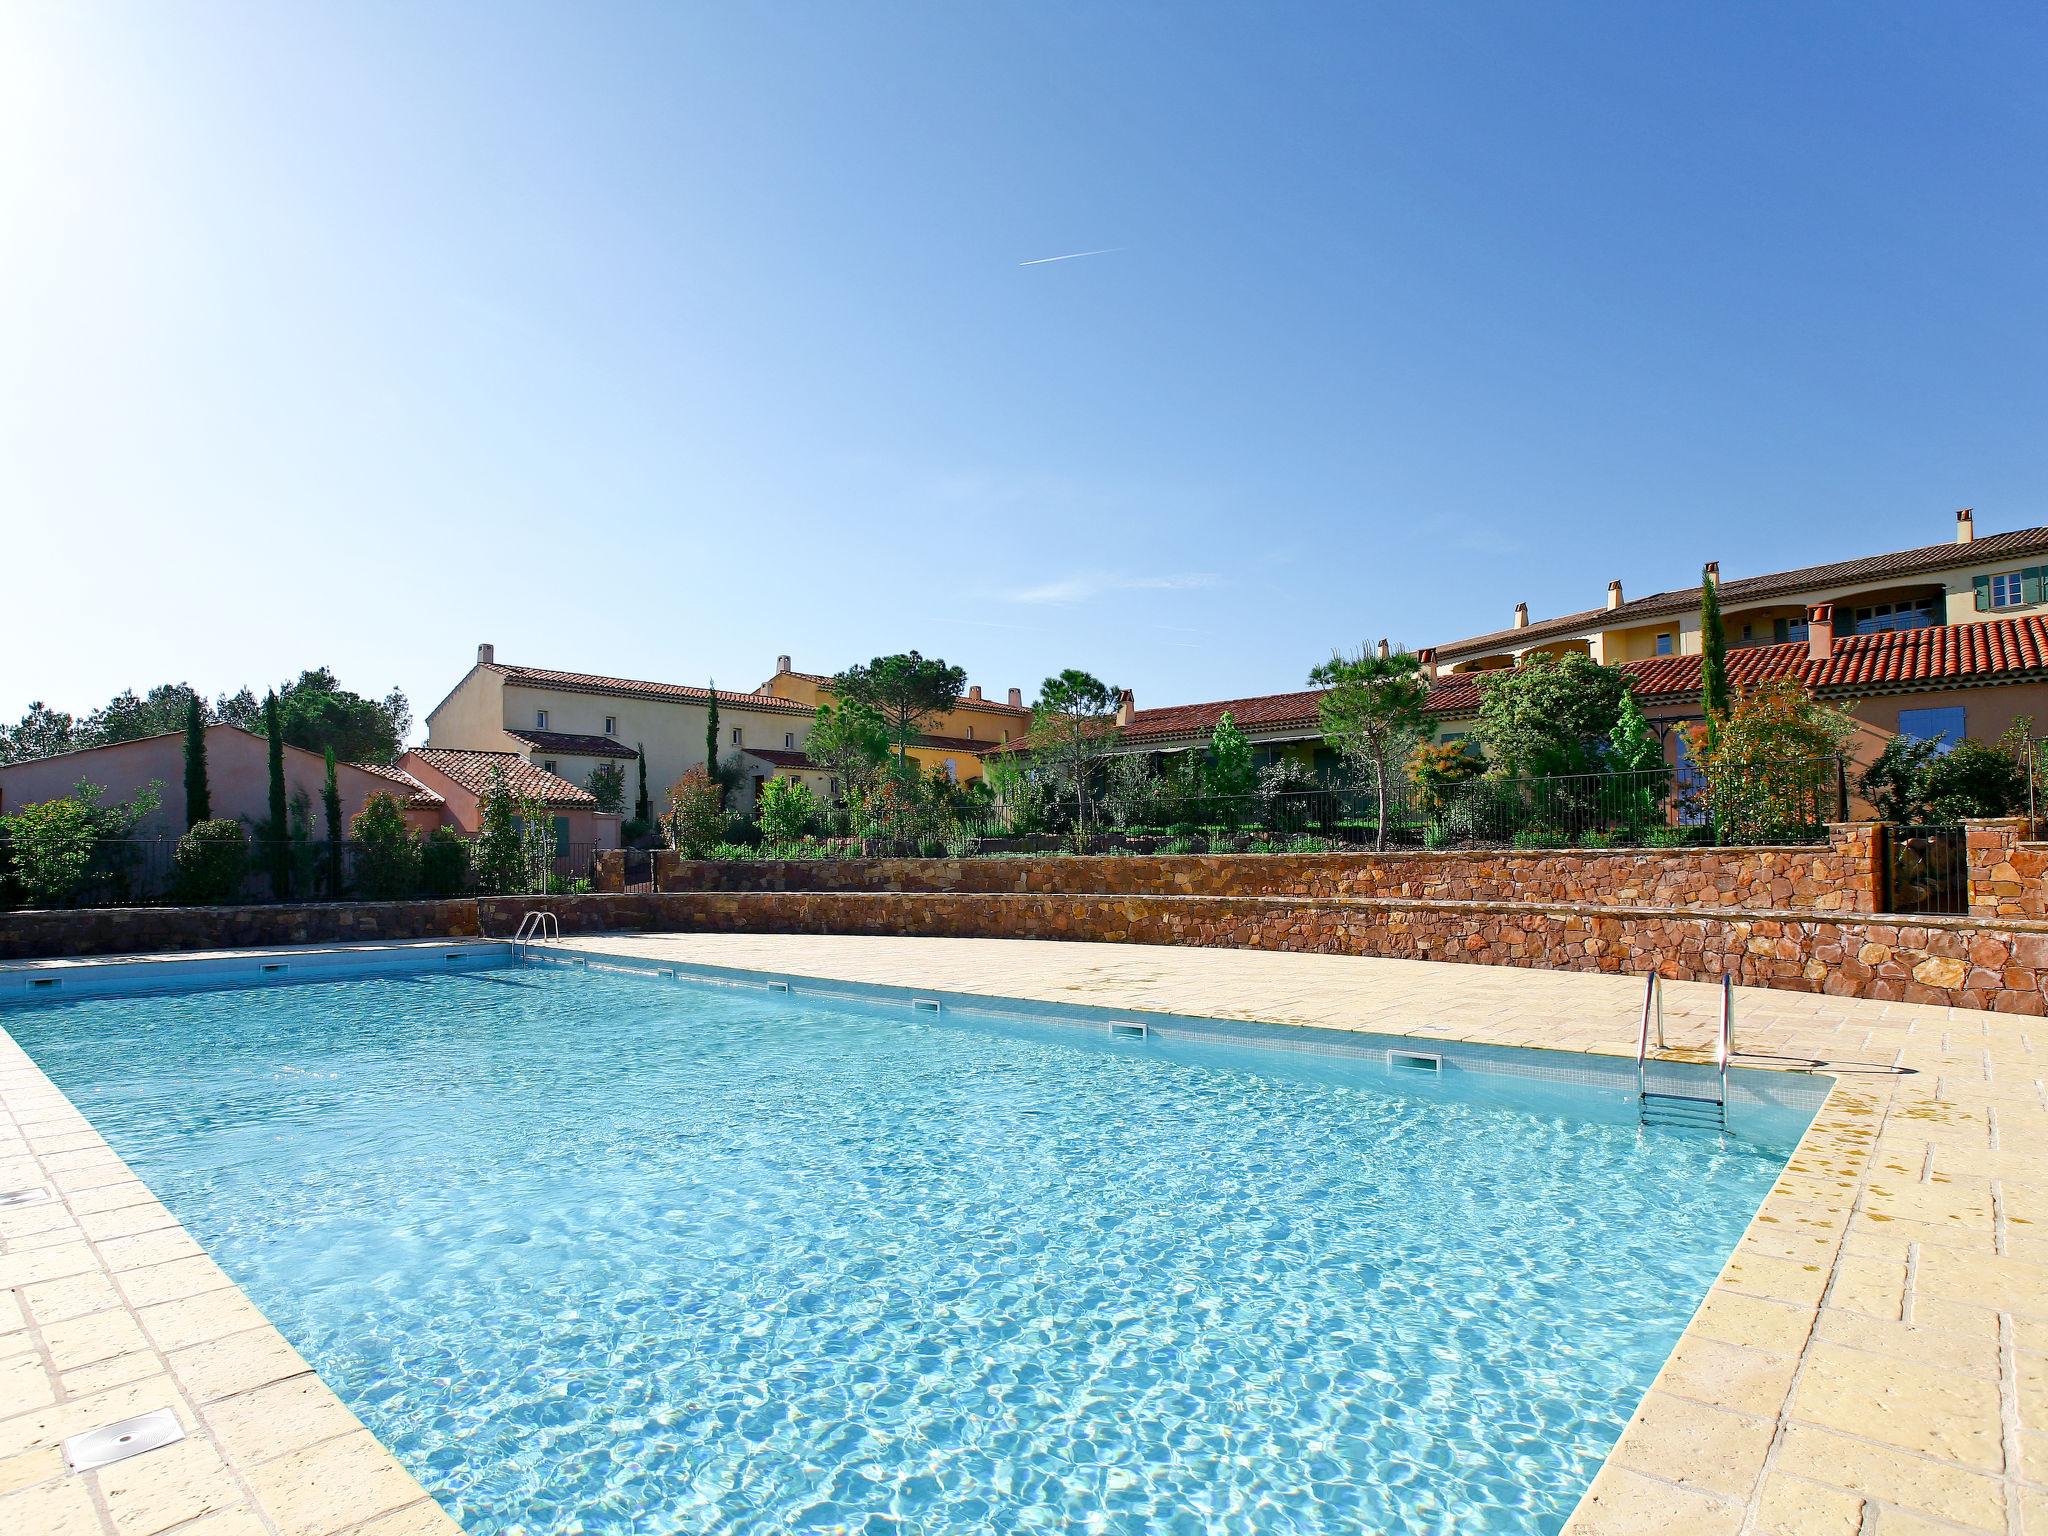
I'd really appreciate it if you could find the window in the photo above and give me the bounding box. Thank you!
[1977,567,2044,611]
[1773,617,1810,644]
[1897,706,1965,752]
[965,725,975,740]
[943,759,958,782]
[1850,597,1936,634]
[784,732,795,750]
[542,759,557,773]
[1654,633,1673,656]
[604,716,616,736]
[535,709,549,729]
[731,727,742,746]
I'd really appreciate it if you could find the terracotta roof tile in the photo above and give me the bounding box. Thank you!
[1436,526,2048,658]
[493,665,813,715]
[1115,690,1329,747]
[504,728,639,760]
[347,761,445,808]
[404,749,597,806]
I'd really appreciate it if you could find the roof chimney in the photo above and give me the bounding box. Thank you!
[776,653,791,675]
[1375,638,1391,660]
[1807,603,1835,662]
[1007,687,1023,708]
[1415,647,1437,681]
[1606,580,1623,610]
[1703,560,1720,586]
[1513,601,1529,630]
[477,643,495,666]
[1956,507,1975,544]
[1115,689,1134,727]
[968,685,982,701]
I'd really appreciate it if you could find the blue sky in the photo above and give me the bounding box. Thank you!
[4,2,2043,731]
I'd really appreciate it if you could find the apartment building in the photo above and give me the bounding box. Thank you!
[756,655,1032,784]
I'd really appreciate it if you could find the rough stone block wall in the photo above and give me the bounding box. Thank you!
[656,824,1884,913]
[0,900,484,962]
[634,888,2048,1014]
[1965,818,2048,920]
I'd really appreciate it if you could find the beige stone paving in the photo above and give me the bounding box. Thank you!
[0,1018,459,1536]
[550,932,2048,1536]
[4,930,2044,1535]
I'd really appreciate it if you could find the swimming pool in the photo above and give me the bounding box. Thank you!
[5,955,1819,1534]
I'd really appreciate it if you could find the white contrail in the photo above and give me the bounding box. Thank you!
[1018,247,1123,266]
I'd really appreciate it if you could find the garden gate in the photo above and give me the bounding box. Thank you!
[1882,826,1969,917]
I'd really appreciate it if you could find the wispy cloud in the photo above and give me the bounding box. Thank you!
[1018,247,1124,267]
[1007,571,1218,606]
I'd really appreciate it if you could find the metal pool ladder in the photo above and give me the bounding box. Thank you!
[1636,972,1732,1133]
[511,910,560,958]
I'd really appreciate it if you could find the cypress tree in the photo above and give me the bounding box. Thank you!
[704,684,725,808]
[1699,562,1730,739]
[321,747,344,897]
[634,743,651,824]
[182,691,210,827]
[264,690,291,900]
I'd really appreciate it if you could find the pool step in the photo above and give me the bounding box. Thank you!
[1640,1091,1726,1130]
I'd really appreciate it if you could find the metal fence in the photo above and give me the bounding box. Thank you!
[0,836,604,911]
[753,756,1851,857]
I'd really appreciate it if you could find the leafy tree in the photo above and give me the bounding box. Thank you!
[982,750,1057,836]
[667,767,728,857]
[1474,651,1630,779]
[757,776,818,842]
[832,652,968,765]
[1206,713,1256,804]
[807,699,893,808]
[1687,680,1857,841]
[471,767,524,894]
[1699,566,1730,738]
[220,669,409,764]
[1861,721,2032,825]
[1102,753,1159,830]
[516,791,558,894]
[586,760,627,815]
[1406,739,1485,820]
[171,820,246,904]
[261,692,290,900]
[1256,756,1323,833]
[1605,686,1670,830]
[0,780,160,907]
[183,691,211,827]
[1028,670,1122,837]
[0,703,78,764]
[350,794,421,899]
[83,684,200,746]
[419,827,470,897]
[321,748,344,896]
[1311,648,1432,850]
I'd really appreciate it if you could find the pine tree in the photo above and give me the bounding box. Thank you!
[182,691,210,827]
[321,747,344,897]
[263,690,291,900]
[1699,563,1730,741]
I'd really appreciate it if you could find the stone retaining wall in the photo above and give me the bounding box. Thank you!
[1966,817,2048,921]
[652,824,1884,912]
[636,888,2048,1013]
[0,899,484,961]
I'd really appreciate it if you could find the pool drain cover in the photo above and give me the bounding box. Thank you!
[0,1187,51,1208]
[65,1409,184,1472]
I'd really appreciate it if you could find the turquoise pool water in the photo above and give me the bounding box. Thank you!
[8,962,1806,1535]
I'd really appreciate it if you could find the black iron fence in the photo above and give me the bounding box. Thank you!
[755,756,1851,857]
[0,836,603,911]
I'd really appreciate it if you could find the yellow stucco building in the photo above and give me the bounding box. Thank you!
[757,656,1033,784]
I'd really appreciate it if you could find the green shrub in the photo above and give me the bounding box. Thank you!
[171,820,246,903]
[757,777,818,843]
[419,827,470,897]
[667,768,727,859]
[351,794,420,899]
[1285,835,1333,854]
[1511,829,1561,850]
[1,798,96,908]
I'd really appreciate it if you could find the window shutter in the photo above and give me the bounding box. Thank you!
[1773,618,1789,643]
[2027,568,2045,606]
[1975,575,1992,611]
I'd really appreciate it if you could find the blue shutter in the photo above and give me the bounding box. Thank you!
[2027,568,2045,606]
[1975,575,1992,611]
